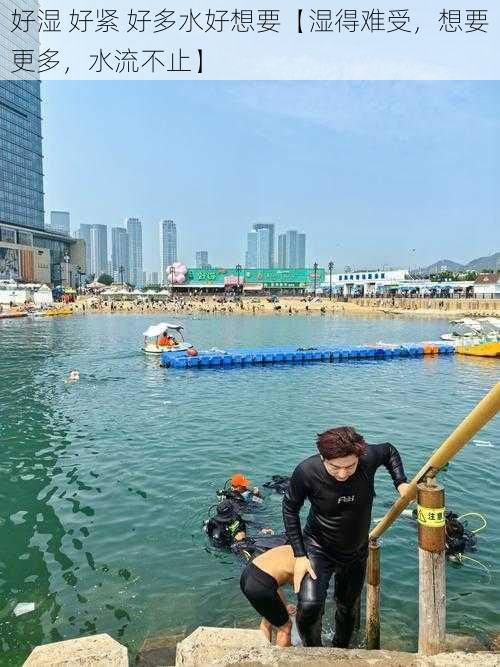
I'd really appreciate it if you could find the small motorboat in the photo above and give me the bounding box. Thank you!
[441,318,499,343]
[42,306,73,317]
[456,341,500,358]
[143,322,196,355]
[0,310,28,320]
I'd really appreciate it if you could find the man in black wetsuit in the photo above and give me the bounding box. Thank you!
[282,426,409,648]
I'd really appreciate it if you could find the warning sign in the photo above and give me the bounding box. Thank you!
[417,505,445,527]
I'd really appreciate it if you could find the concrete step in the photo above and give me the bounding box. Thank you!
[175,627,499,667]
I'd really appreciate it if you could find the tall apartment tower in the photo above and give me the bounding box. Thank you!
[245,227,274,269]
[0,78,43,230]
[126,217,143,287]
[297,232,306,267]
[195,251,209,268]
[245,231,258,268]
[277,230,307,268]
[252,223,275,268]
[111,227,130,282]
[159,219,177,283]
[89,224,108,278]
[79,224,93,276]
[49,211,70,235]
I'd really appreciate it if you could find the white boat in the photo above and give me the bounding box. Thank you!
[142,322,194,354]
[440,318,500,343]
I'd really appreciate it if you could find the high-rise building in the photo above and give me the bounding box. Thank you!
[0,78,43,230]
[142,270,147,285]
[90,224,108,279]
[159,219,177,283]
[149,271,159,284]
[277,230,307,268]
[0,24,84,287]
[256,227,270,269]
[277,233,286,267]
[196,251,209,268]
[297,233,306,267]
[245,231,258,268]
[126,217,143,287]
[111,227,129,283]
[79,224,93,276]
[48,211,70,235]
[252,223,275,268]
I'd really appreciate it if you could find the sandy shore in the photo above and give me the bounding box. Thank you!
[61,295,499,319]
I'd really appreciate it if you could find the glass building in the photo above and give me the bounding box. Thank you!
[111,226,129,283]
[277,230,307,268]
[159,219,177,283]
[252,223,275,268]
[0,80,44,230]
[126,217,143,287]
[48,210,70,235]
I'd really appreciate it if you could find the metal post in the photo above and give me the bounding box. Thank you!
[418,479,446,655]
[236,263,242,294]
[365,539,380,649]
[328,260,334,300]
[313,261,318,294]
[170,265,175,294]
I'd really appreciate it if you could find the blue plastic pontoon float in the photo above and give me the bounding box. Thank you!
[160,343,455,370]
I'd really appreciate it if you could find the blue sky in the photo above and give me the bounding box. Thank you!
[42,81,499,272]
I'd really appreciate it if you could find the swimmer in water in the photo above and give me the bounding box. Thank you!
[65,370,80,383]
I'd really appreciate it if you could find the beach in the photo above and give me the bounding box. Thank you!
[66,295,499,319]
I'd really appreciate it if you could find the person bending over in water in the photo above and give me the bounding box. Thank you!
[240,545,297,646]
[283,426,409,648]
[65,369,80,383]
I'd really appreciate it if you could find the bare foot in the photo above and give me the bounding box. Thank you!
[259,618,272,643]
[276,620,292,647]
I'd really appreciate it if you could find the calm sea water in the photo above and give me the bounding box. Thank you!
[0,312,498,665]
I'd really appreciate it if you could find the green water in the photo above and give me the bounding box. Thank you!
[0,313,498,664]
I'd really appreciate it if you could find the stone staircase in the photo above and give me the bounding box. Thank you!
[22,627,499,666]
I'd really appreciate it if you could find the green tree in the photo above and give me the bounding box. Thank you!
[97,273,113,286]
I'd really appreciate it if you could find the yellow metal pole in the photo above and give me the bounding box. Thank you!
[370,382,500,541]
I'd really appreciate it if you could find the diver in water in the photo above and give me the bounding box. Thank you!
[217,473,263,509]
[204,499,247,548]
[263,475,291,494]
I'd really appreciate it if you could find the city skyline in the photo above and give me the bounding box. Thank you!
[42,82,498,271]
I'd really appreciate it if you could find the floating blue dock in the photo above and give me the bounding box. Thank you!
[160,343,455,370]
